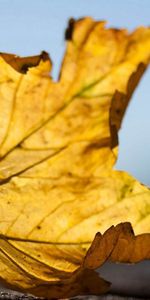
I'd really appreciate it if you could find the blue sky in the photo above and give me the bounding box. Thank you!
[0,0,150,185]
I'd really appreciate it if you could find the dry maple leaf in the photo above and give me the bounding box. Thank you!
[0,17,150,299]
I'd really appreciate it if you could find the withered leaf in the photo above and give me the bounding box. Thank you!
[0,18,150,299]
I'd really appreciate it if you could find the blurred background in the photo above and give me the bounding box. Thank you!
[0,0,150,185]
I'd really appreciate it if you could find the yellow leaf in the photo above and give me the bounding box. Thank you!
[0,18,150,298]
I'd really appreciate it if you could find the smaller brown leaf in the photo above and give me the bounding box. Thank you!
[0,222,149,299]
[84,223,150,270]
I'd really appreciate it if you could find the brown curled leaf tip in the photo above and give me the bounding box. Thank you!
[0,51,51,73]
[109,63,147,149]
[0,18,150,299]
[65,18,75,40]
